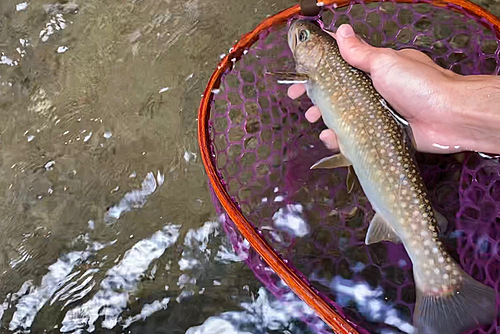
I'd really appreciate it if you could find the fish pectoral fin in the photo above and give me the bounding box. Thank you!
[310,155,358,192]
[310,153,352,170]
[265,71,309,84]
[433,208,448,233]
[365,213,401,245]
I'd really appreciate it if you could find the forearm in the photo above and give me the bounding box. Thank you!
[451,74,500,155]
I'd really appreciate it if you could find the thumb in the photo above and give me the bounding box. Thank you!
[335,24,379,74]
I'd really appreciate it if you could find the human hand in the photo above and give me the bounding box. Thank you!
[288,24,500,155]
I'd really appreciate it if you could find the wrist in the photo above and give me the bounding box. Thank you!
[447,74,500,154]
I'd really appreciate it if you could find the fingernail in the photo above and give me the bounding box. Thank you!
[338,25,355,38]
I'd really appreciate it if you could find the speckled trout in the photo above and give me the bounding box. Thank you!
[271,20,497,334]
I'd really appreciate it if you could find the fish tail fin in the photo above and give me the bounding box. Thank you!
[413,268,497,334]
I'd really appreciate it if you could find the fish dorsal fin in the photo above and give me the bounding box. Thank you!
[379,98,418,149]
[379,98,408,127]
[402,122,418,150]
[365,213,401,245]
[310,153,352,169]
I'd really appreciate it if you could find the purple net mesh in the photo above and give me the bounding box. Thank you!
[207,1,500,333]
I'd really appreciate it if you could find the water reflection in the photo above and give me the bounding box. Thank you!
[39,14,69,43]
[186,287,325,334]
[311,274,414,334]
[2,210,318,333]
[272,203,310,237]
[122,297,170,329]
[0,54,18,67]
[8,236,112,331]
[179,221,219,271]
[105,172,164,222]
[60,225,180,332]
[16,3,28,12]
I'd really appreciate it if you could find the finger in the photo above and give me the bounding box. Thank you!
[305,106,322,123]
[287,84,306,99]
[335,24,381,74]
[319,129,339,150]
[327,29,369,46]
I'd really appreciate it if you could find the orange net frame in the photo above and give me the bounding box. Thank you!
[198,1,500,332]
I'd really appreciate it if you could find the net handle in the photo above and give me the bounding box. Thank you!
[300,0,322,16]
[198,1,500,333]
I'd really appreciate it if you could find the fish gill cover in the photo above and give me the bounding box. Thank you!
[207,1,500,333]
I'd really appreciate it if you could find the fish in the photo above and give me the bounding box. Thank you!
[270,19,498,334]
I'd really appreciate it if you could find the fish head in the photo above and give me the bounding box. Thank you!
[288,19,334,75]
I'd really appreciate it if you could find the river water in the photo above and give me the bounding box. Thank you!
[0,0,499,333]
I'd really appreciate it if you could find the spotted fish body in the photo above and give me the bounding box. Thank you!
[282,20,497,334]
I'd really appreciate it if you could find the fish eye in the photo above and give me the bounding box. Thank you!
[298,29,310,42]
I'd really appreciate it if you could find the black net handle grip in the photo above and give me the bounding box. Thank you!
[300,0,321,16]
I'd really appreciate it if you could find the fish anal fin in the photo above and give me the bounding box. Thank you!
[365,213,401,245]
[413,267,497,334]
[310,153,352,170]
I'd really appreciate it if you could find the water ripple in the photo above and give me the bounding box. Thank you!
[311,274,414,334]
[60,224,180,332]
[186,287,324,334]
[8,237,110,331]
[51,269,99,307]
